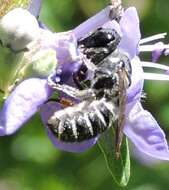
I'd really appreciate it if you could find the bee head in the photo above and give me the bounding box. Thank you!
[78,28,120,48]
[78,28,121,64]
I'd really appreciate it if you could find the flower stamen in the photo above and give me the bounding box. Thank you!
[141,61,169,71]
[139,44,169,52]
[143,73,169,81]
[139,33,167,45]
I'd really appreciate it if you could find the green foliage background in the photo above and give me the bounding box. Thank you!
[1,0,169,189]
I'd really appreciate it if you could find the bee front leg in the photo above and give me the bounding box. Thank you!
[47,74,95,100]
[45,97,74,108]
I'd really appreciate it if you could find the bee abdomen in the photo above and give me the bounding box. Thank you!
[59,118,78,142]
[47,100,117,142]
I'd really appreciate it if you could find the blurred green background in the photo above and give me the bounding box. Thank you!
[1,0,169,189]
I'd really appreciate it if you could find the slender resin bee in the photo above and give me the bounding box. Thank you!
[47,26,132,157]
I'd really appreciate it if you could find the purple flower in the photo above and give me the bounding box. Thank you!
[1,6,169,161]
[0,6,112,152]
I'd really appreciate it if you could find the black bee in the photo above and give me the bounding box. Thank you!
[47,27,131,158]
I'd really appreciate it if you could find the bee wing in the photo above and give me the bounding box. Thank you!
[115,70,127,159]
[124,102,169,160]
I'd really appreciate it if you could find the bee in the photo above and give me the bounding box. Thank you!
[47,26,131,159]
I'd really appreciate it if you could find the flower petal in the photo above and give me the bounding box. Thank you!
[131,144,163,166]
[119,7,141,59]
[102,20,122,37]
[124,102,169,160]
[73,6,112,39]
[127,57,144,104]
[40,102,98,153]
[152,42,165,62]
[48,129,98,153]
[54,32,79,65]
[53,32,81,83]
[0,78,51,135]
[28,0,42,17]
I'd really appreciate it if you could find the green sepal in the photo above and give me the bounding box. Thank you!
[98,127,130,187]
[0,0,32,17]
[0,44,57,100]
[28,49,57,78]
[0,45,24,99]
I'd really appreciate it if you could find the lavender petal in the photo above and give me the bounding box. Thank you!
[54,32,79,65]
[102,20,122,37]
[0,78,51,135]
[131,144,163,166]
[73,6,112,39]
[152,42,164,62]
[127,57,144,104]
[48,129,98,153]
[40,102,98,153]
[124,102,169,160]
[28,0,42,17]
[119,7,141,59]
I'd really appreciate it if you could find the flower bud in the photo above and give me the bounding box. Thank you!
[0,8,39,51]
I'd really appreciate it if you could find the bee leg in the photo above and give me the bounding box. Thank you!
[73,64,88,90]
[45,97,60,104]
[47,74,95,100]
[50,83,95,100]
[115,113,125,159]
[45,97,74,108]
[73,73,83,89]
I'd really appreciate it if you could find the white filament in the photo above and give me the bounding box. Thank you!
[143,73,169,81]
[139,44,169,52]
[141,61,169,71]
[139,33,167,45]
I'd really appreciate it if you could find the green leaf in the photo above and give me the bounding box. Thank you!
[98,127,130,187]
[0,0,31,17]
